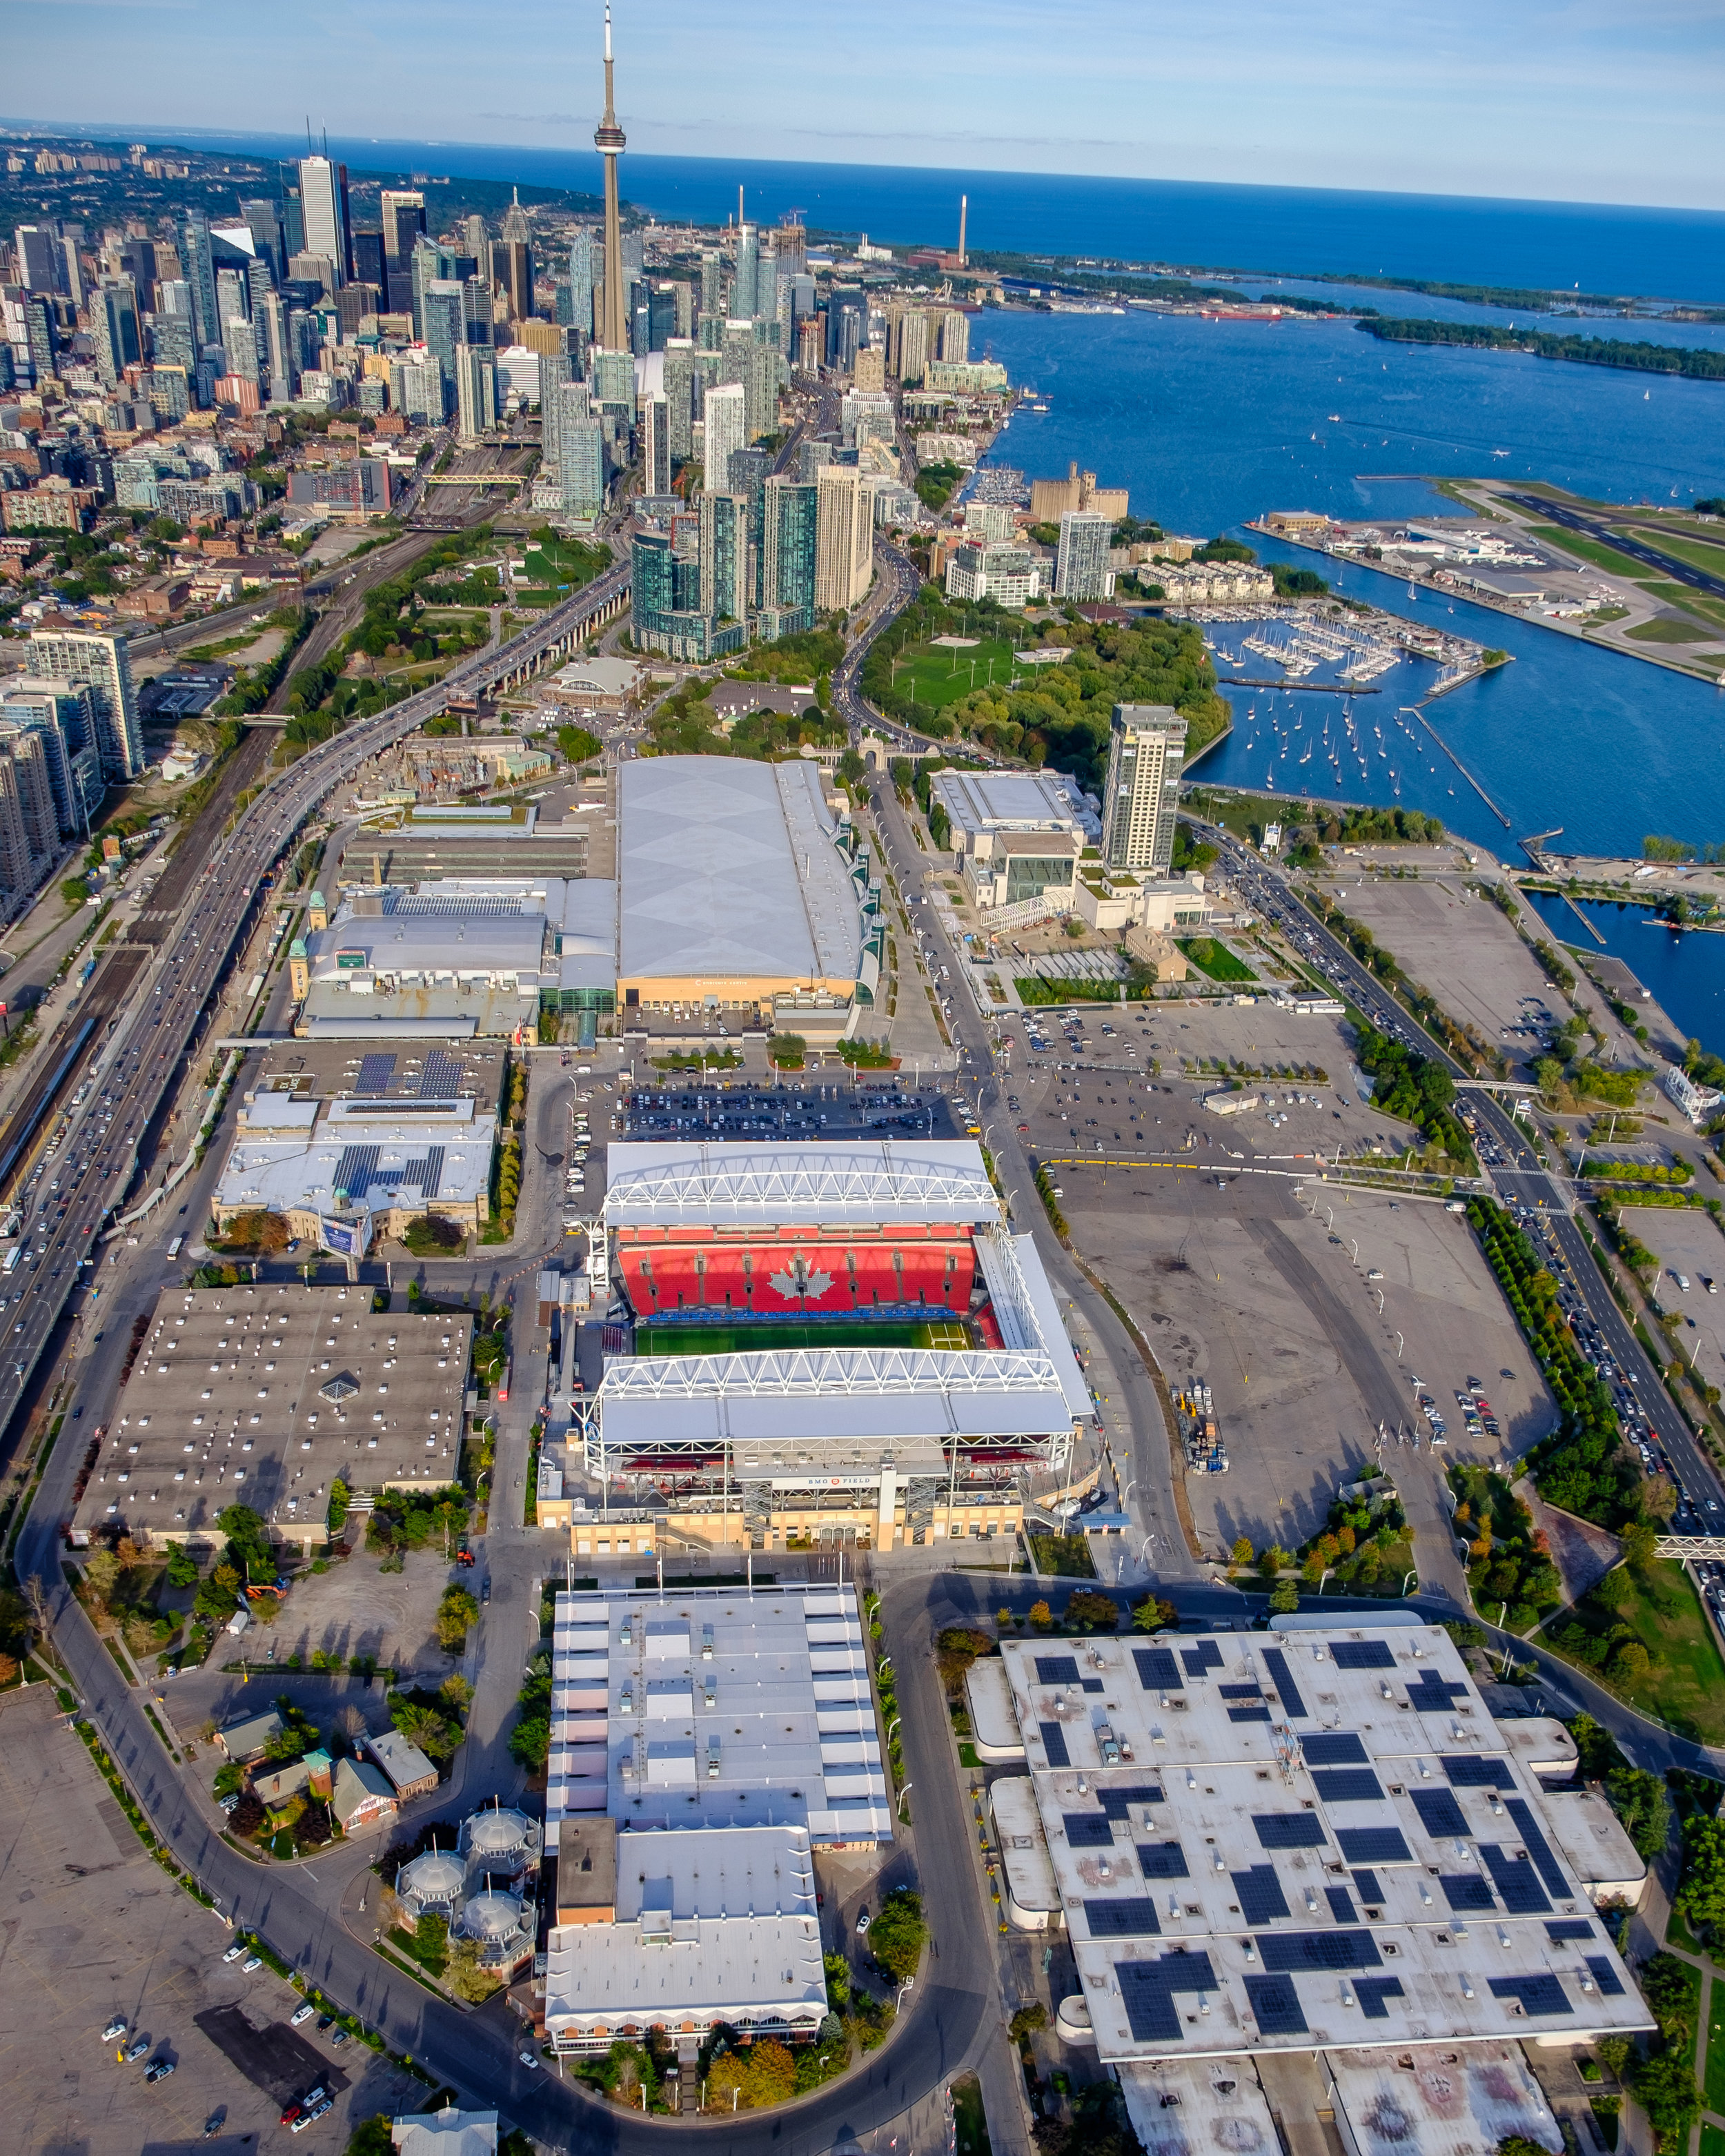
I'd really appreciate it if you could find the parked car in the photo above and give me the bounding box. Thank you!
[124,2037,150,2064]
[101,2017,127,2044]
[145,2059,175,2084]
[290,2002,315,2026]
[221,1941,244,1962]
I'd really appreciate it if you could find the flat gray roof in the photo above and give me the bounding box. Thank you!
[617,758,862,989]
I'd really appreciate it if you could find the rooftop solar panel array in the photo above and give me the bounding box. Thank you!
[1302,1732,1369,1766]
[1256,1930,1383,1972]
[1259,1648,1308,1719]
[1064,1814,1115,1848]
[1038,1721,1071,1768]
[1133,1647,1181,1692]
[1410,1788,1469,1839]
[1245,1972,1306,2036]
[1254,1813,1326,1850]
[1488,1973,1571,2017]
[1547,1919,1595,1942]
[1312,1768,1384,1805]
[1227,1705,1272,1724]
[1218,1683,1261,1699]
[1119,1953,1216,2043]
[1443,1754,1512,1788]
[420,1050,464,1097]
[1036,1656,1081,1684]
[1406,1669,1471,1711]
[1181,1640,1225,1678]
[1507,1797,1570,1899]
[1330,1639,1396,1670]
[1099,1786,1164,1819]
[1136,1840,1190,1879]
[355,1052,397,1094]
[1232,1866,1291,1925]
[1586,1957,1625,1997]
[1481,1845,1552,1915]
[1350,1868,1384,1904]
[1355,1976,1406,2020]
[333,1143,381,1202]
[1084,1897,1162,1937]
[1441,1873,1496,1912]
[1325,1886,1358,1924]
[1337,1826,1412,1866]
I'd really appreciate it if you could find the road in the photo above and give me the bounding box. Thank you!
[1203,825,1725,1519]
[1507,493,1725,603]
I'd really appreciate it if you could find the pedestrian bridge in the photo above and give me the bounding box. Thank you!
[1655,1537,1725,1560]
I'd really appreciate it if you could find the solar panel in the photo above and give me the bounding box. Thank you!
[1410,1788,1469,1839]
[1350,1869,1383,1905]
[1036,1656,1081,1684]
[1586,1957,1625,1997]
[1254,1813,1325,1850]
[1219,1683,1263,1699]
[1260,1648,1308,1720]
[1337,1827,1412,1866]
[333,1143,381,1202]
[1441,1755,1512,1788]
[1245,1972,1308,2036]
[1228,1706,1273,1724]
[355,1052,397,1094]
[1325,1887,1359,1923]
[1119,1953,1217,2043]
[1330,1640,1396,1670]
[1064,1814,1115,1848]
[1303,1732,1368,1766]
[420,1049,463,1096]
[1081,1679,1105,1694]
[1406,1670,1470,1710]
[1547,1919,1594,1942]
[1355,1976,1406,2021]
[1312,1768,1384,1805]
[1256,1930,1383,1972]
[1481,1844,1552,1915]
[1133,1647,1182,1692]
[1439,1873,1495,1912]
[1232,1866,1291,1925]
[1039,1721,1070,1767]
[1084,1897,1161,1937]
[1488,1974,1571,2017]
[1136,1841,1190,1879]
[1181,1640,1225,1677]
[1506,1799,1570,1898]
[1099,1786,1164,1819]
[421,1145,445,1200]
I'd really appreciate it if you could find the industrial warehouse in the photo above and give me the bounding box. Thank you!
[566,1138,1092,1554]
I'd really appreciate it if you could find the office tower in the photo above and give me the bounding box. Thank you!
[827,288,866,370]
[1054,511,1112,602]
[179,210,221,356]
[289,250,337,300]
[117,237,157,295]
[1101,704,1188,876]
[593,3,627,350]
[421,280,465,417]
[257,290,291,398]
[0,680,100,837]
[13,224,62,293]
[464,275,495,345]
[733,224,758,322]
[240,198,284,277]
[280,181,304,261]
[60,237,87,310]
[938,309,970,364]
[380,189,424,266]
[644,285,677,350]
[92,279,142,388]
[499,239,533,324]
[149,308,194,375]
[762,475,818,625]
[591,346,635,417]
[569,228,599,342]
[389,354,443,425]
[702,381,745,495]
[215,265,250,331]
[854,346,885,393]
[410,237,440,338]
[662,339,696,462]
[795,315,822,376]
[699,251,722,317]
[299,155,348,285]
[641,391,670,493]
[815,463,872,613]
[890,308,929,384]
[455,345,497,440]
[24,629,142,782]
[336,284,379,337]
[698,491,749,625]
[0,724,57,901]
[351,230,386,293]
[673,281,695,339]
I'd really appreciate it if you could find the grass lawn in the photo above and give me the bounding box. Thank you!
[1626,617,1719,644]
[635,1318,971,1356]
[1622,527,1725,581]
[1706,1987,1725,2117]
[1541,1560,1725,1743]
[1179,936,1257,982]
[1701,2127,1725,2156]
[1029,1533,1098,1579]
[952,2073,994,2156]
[888,637,1019,713]
[523,537,608,591]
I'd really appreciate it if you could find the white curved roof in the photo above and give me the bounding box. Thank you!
[604,1138,998,1227]
[399,1850,465,1899]
[464,1806,535,1854]
[462,1888,524,1941]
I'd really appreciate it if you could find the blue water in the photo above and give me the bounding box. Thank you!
[82,126,1725,306]
[1524,889,1725,1049]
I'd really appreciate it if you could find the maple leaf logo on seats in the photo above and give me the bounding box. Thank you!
[769,1265,831,1300]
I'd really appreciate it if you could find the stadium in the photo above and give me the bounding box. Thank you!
[575,1138,1092,1554]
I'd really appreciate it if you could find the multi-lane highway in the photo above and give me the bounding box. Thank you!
[1203,824,1725,1518]
[0,555,629,1437]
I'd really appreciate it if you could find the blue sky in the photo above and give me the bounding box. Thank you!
[6,0,1724,209]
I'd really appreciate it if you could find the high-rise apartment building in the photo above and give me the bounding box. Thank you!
[12,224,62,294]
[92,279,142,388]
[23,629,141,782]
[239,198,284,277]
[890,308,929,385]
[702,380,745,497]
[569,228,600,340]
[297,155,349,285]
[662,339,696,462]
[0,724,57,902]
[1054,511,1113,602]
[420,280,466,418]
[938,309,970,364]
[814,463,872,615]
[455,345,497,440]
[1101,704,1187,876]
[641,391,671,493]
[762,475,818,631]
[853,346,885,393]
[179,210,221,358]
[0,678,100,836]
[733,224,758,321]
[698,492,748,625]
[380,190,425,269]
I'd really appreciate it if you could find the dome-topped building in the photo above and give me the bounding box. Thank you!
[395,1845,466,1921]
[454,1881,534,1970]
[458,1800,540,1876]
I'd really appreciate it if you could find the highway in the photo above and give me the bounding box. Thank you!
[1508,492,1725,603]
[1200,824,1725,1524]
[0,554,629,1445]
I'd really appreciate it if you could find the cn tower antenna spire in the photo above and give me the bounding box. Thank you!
[595,1,628,351]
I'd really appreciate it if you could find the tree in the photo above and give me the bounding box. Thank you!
[1230,1536,1253,1570]
[435,1586,479,1650]
[1605,1766,1672,1860]
[1256,1545,1289,1581]
[1131,1595,1178,1632]
[165,1547,199,1589]
[1620,1518,1659,1570]
[445,1937,501,2002]
[1269,1580,1300,1614]
[440,1673,475,1714]
[867,1887,928,1981]
[82,1549,121,1605]
[389,1698,457,1761]
[706,2050,748,2107]
[1638,1952,1698,2044]
[742,2038,798,2106]
[1630,2050,1701,2151]
[509,1714,550,1773]
[1677,1816,1725,1930]
[344,2119,397,2156]
[61,876,90,908]
[822,1950,851,2008]
[1064,1590,1119,1633]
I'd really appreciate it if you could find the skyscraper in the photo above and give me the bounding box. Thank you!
[0,678,100,837]
[92,279,142,388]
[1101,705,1187,876]
[456,345,497,440]
[12,224,62,295]
[240,198,286,278]
[179,210,221,358]
[641,391,671,493]
[299,155,349,286]
[762,475,818,630]
[699,492,748,625]
[1054,511,1112,602]
[24,629,142,782]
[421,280,466,420]
[814,463,872,615]
[662,339,696,461]
[569,228,599,342]
[938,309,970,364]
[733,223,758,322]
[594,4,628,351]
[702,381,745,497]
[0,724,57,902]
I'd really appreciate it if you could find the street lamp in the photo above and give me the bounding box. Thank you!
[897,1783,914,1820]
[1401,1570,1417,1596]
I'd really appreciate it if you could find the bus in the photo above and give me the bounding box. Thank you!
[166,1235,184,1260]
[3,1246,19,1274]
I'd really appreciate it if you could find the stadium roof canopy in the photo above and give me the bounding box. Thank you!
[604,1138,997,1227]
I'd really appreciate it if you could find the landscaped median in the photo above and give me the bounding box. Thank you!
[1540,1549,1725,1747]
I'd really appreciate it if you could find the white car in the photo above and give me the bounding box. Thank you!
[290,2002,315,2026]
[519,2050,540,2070]
[221,1943,245,1964]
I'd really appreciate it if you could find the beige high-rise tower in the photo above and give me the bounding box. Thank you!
[594,3,628,352]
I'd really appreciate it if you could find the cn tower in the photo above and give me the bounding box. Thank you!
[594,3,628,351]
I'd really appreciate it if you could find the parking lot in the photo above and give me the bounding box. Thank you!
[1599,1203,1725,1475]
[0,1685,420,2150]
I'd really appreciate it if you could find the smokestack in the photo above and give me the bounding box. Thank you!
[958,194,967,268]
